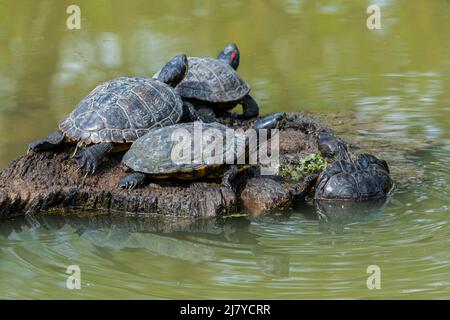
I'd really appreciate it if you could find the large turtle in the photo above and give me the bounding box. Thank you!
[117,112,285,189]
[27,54,198,175]
[298,134,393,201]
[155,43,259,121]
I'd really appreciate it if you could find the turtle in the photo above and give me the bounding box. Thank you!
[117,112,285,190]
[27,54,198,175]
[154,43,259,121]
[297,134,393,201]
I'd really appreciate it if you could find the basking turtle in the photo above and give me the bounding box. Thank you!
[299,134,393,201]
[118,112,285,189]
[155,43,259,120]
[28,54,198,175]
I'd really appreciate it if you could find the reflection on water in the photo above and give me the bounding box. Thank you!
[315,198,389,235]
[0,0,449,299]
[0,201,402,299]
[1,215,291,279]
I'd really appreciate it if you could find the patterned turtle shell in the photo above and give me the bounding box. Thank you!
[315,154,392,201]
[122,122,246,175]
[59,77,183,145]
[175,57,250,103]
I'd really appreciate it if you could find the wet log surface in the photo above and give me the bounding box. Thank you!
[0,112,329,219]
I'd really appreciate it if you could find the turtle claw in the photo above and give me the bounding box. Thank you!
[27,141,42,155]
[129,180,138,190]
[74,148,99,176]
[26,143,34,155]
[71,144,80,158]
[118,178,132,190]
[118,173,145,190]
[118,180,135,190]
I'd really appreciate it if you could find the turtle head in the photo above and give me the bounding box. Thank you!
[157,54,188,87]
[253,112,286,131]
[217,43,240,70]
[317,133,349,161]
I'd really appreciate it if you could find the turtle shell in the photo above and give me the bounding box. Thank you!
[315,154,392,201]
[174,57,250,103]
[122,122,246,176]
[59,77,183,145]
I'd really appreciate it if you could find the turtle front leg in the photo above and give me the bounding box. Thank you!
[239,94,259,119]
[27,131,65,154]
[182,100,219,123]
[293,174,319,200]
[181,101,200,122]
[74,142,114,175]
[118,172,146,190]
[222,165,239,189]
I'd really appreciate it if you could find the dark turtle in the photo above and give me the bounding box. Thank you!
[117,112,285,189]
[155,43,258,121]
[300,134,393,201]
[28,54,198,175]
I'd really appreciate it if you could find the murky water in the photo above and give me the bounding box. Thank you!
[0,0,449,299]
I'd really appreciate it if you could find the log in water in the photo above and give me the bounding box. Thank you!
[0,113,326,218]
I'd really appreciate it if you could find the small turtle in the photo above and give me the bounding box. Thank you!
[298,134,393,201]
[155,43,258,121]
[117,112,285,189]
[28,54,198,175]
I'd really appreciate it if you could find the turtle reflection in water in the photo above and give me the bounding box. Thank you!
[0,215,290,278]
[316,198,390,234]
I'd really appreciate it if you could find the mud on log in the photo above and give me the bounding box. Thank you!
[0,113,327,219]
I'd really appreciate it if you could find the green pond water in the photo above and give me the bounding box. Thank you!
[0,0,449,299]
